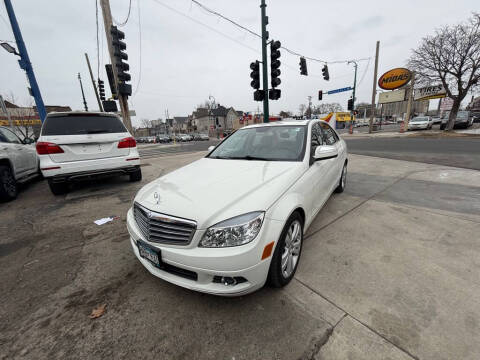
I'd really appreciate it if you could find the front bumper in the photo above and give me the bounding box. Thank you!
[126,208,284,296]
[408,123,429,130]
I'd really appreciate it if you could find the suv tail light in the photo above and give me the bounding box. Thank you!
[118,137,137,148]
[36,142,64,155]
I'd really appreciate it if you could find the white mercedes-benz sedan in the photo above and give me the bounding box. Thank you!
[127,119,347,296]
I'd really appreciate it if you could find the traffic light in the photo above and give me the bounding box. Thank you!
[110,25,131,96]
[318,90,323,101]
[269,89,281,101]
[347,98,353,111]
[270,40,281,89]
[98,79,105,101]
[299,57,308,76]
[254,90,265,102]
[250,61,260,89]
[322,64,330,81]
[105,64,118,99]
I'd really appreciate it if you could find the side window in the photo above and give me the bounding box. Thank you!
[320,123,337,145]
[310,123,323,156]
[0,128,21,144]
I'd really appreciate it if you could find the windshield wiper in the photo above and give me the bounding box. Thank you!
[228,155,270,161]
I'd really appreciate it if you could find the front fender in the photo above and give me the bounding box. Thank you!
[266,191,305,226]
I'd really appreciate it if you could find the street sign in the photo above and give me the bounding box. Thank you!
[414,85,446,101]
[327,87,352,95]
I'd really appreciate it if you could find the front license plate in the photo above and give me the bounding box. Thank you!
[137,240,161,268]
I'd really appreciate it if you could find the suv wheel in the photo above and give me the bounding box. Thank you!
[0,165,18,201]
[129,168,142,182]
[268,212,303,288]
[48,179,69,195]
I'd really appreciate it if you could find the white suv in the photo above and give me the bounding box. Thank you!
[37,112,141,195]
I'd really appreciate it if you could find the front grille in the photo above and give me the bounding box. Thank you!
[134,203,197,245]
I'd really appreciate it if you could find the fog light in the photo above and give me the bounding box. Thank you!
[213,276,247,286]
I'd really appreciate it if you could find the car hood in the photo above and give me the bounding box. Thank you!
[134,158,305,229]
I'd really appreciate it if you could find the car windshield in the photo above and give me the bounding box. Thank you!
[457,111,469,119]
[41,115,127,136]
[208,125,307,161]
[411,117,429,123]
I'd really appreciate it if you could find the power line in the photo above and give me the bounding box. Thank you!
[189,0,370,65]
[113,0,132,27]
[151,0,259,54]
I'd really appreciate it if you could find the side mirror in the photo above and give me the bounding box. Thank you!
[207,145,215,152]
[314,145,338,161]
[23,138,34,145]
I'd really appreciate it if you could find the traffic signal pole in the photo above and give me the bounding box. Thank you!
[348,60,358,132]
[85,53,103,112]
[260,0,269,123]
[3,0,47,122]
[100,0,132,132]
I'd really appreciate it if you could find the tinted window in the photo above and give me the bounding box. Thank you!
[320,123,337,145]
[208,125,307,161]
[0,128,21,144]
[41,115,127,136]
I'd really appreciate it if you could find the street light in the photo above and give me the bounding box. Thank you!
[0,42,19,56]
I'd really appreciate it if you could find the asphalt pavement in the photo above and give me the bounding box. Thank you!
[345,137,480,170]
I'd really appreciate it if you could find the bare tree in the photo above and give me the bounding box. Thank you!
[140,118,152,129]
[298,104,307,116]
[312,103,343,115]
[408,13,480,130]
[4,93,40,140]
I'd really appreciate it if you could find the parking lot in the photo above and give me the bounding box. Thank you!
[1,149,479,359]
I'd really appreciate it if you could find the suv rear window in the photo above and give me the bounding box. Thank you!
[41,115,127,135]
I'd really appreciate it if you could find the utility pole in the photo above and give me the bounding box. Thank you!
[260,0,269,123]
[99,0,132,133]
[348,60,358,132]
[3,0,47,123]
[369,41,380,133]
[307,96,312,119]
[77,73,88,111]
[403,72,415,132]
[85,53,103,112]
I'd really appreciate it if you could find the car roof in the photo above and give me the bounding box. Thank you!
[46,111,120,118]
[242,118,314,129]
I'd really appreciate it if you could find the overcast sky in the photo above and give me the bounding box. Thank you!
[0,0,478,126]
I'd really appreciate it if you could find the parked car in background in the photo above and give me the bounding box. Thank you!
[194,133,210,141]
[179,134,190,142]
[127,119,348,296]
[36,112,142,195]
[0,126,39,201]
[440,110,473,129]
[408,116,433,130]
[156,134,171,143]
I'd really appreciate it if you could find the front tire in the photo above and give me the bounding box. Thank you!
[335,163,347,193]
[268,212,303,288]
[0,165,18,201]
[48,179,69,195]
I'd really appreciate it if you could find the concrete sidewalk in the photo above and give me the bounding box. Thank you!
[1,152,479,359]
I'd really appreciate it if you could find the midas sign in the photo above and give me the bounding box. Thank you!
[378,68,412,90]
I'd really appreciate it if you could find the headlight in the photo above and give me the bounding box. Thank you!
[200,212,265,248]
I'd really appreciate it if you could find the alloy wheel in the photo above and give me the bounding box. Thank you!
[1,168,16,197]
[281,219,302,278]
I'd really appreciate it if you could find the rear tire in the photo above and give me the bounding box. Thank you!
[0,165,18,201]
[268,212,304,288]
[48,179,68,195]
[129,168,142,182]
[440,124,446,130]
[335,163,347,193]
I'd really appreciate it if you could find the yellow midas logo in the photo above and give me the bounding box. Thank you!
[378,68,412,90]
